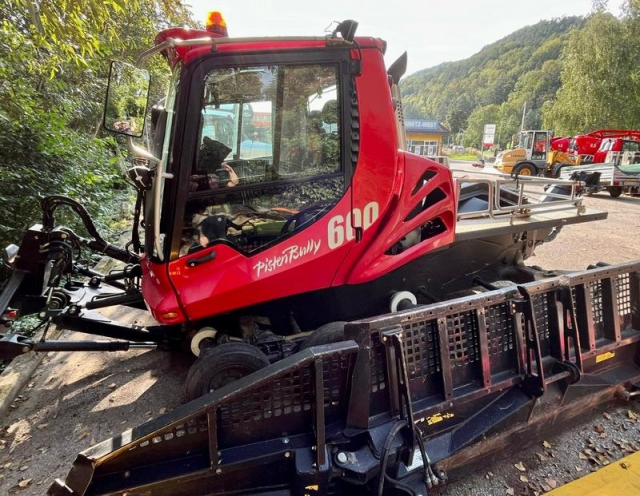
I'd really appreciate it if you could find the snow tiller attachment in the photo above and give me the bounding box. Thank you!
[50,261,640,496]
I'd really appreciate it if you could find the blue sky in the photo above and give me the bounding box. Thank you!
[187,0,625,76]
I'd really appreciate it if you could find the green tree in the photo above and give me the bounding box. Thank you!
[462,104,500,147]
[445,95,473,134]
[543,11,639,134]
[0,0,197,279]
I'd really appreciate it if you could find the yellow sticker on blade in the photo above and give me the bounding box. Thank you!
[305,486,319,491]
[596,351,615,363]
[426,412,454,426]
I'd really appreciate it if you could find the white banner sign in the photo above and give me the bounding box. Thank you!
[483,123,496,145]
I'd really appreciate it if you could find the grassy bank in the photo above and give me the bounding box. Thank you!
[447,153,480,161]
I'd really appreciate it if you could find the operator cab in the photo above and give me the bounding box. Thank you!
[103,15,453,326]
[519,130,550,161]
[102,15,356,267]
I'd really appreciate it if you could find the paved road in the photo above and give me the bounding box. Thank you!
[1,177,639,494]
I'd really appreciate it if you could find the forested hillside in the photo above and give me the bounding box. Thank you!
[401,1,640,148]
[401,17,584,147]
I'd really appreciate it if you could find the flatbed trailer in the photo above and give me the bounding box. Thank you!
[559,161,640,198]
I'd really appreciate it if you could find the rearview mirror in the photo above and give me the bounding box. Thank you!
[104,61,150,138]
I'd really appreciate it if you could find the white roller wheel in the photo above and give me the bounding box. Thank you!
[190,327,218,357]
[390,291,417,313]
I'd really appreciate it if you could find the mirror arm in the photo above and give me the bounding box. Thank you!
[128,139,161,166]
[136,38,177,67]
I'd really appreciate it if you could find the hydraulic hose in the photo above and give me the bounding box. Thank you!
[377,420,408,496]
[41,195,138,264]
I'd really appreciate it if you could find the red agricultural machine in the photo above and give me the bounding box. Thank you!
[572,129,640,163]
[551,129,640,164]
[0,14,639,496]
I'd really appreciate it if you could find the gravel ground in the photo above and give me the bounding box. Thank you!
[528,192,640,270]
[0,189,639,495]
[435,403,640,496]
[0,307,191,493]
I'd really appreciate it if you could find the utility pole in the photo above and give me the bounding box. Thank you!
[520,101,527,132]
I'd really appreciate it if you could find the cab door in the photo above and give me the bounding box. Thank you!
[531,131,549,161]
[164,54,357,320]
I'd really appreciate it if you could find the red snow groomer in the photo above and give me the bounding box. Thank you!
[0,13,638,496]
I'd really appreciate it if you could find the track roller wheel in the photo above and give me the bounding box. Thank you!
[491,280,517,288]
[390,291,417,312]
[189,327,217,357]
[185,342,270,401]
[299,321,346,350]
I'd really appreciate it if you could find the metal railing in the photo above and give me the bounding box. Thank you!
[451,168,585,220]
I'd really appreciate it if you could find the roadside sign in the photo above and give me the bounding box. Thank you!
[483,124,496,146]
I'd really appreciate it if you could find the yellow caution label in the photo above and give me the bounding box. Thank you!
[426,412,454,426]
[304,485,319,491]
[596,351,615,363]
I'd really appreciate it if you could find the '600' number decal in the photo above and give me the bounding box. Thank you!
[328,202,379,250]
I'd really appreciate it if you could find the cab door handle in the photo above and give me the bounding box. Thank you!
[187,251,217,267]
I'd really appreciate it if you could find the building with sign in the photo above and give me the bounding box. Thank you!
[405,119,450,157]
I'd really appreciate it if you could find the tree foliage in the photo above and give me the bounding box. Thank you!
[543,4,640,134]
[0,1,196,279]
[462,104,500,147]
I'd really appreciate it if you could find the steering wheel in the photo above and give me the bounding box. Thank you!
[281,200,336,235]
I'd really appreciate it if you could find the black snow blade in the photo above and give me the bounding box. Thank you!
[50,261,640,496]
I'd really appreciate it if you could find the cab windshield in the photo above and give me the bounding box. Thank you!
[181,63,344,257]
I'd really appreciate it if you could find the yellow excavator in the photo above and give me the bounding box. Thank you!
[494,129,581,176]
